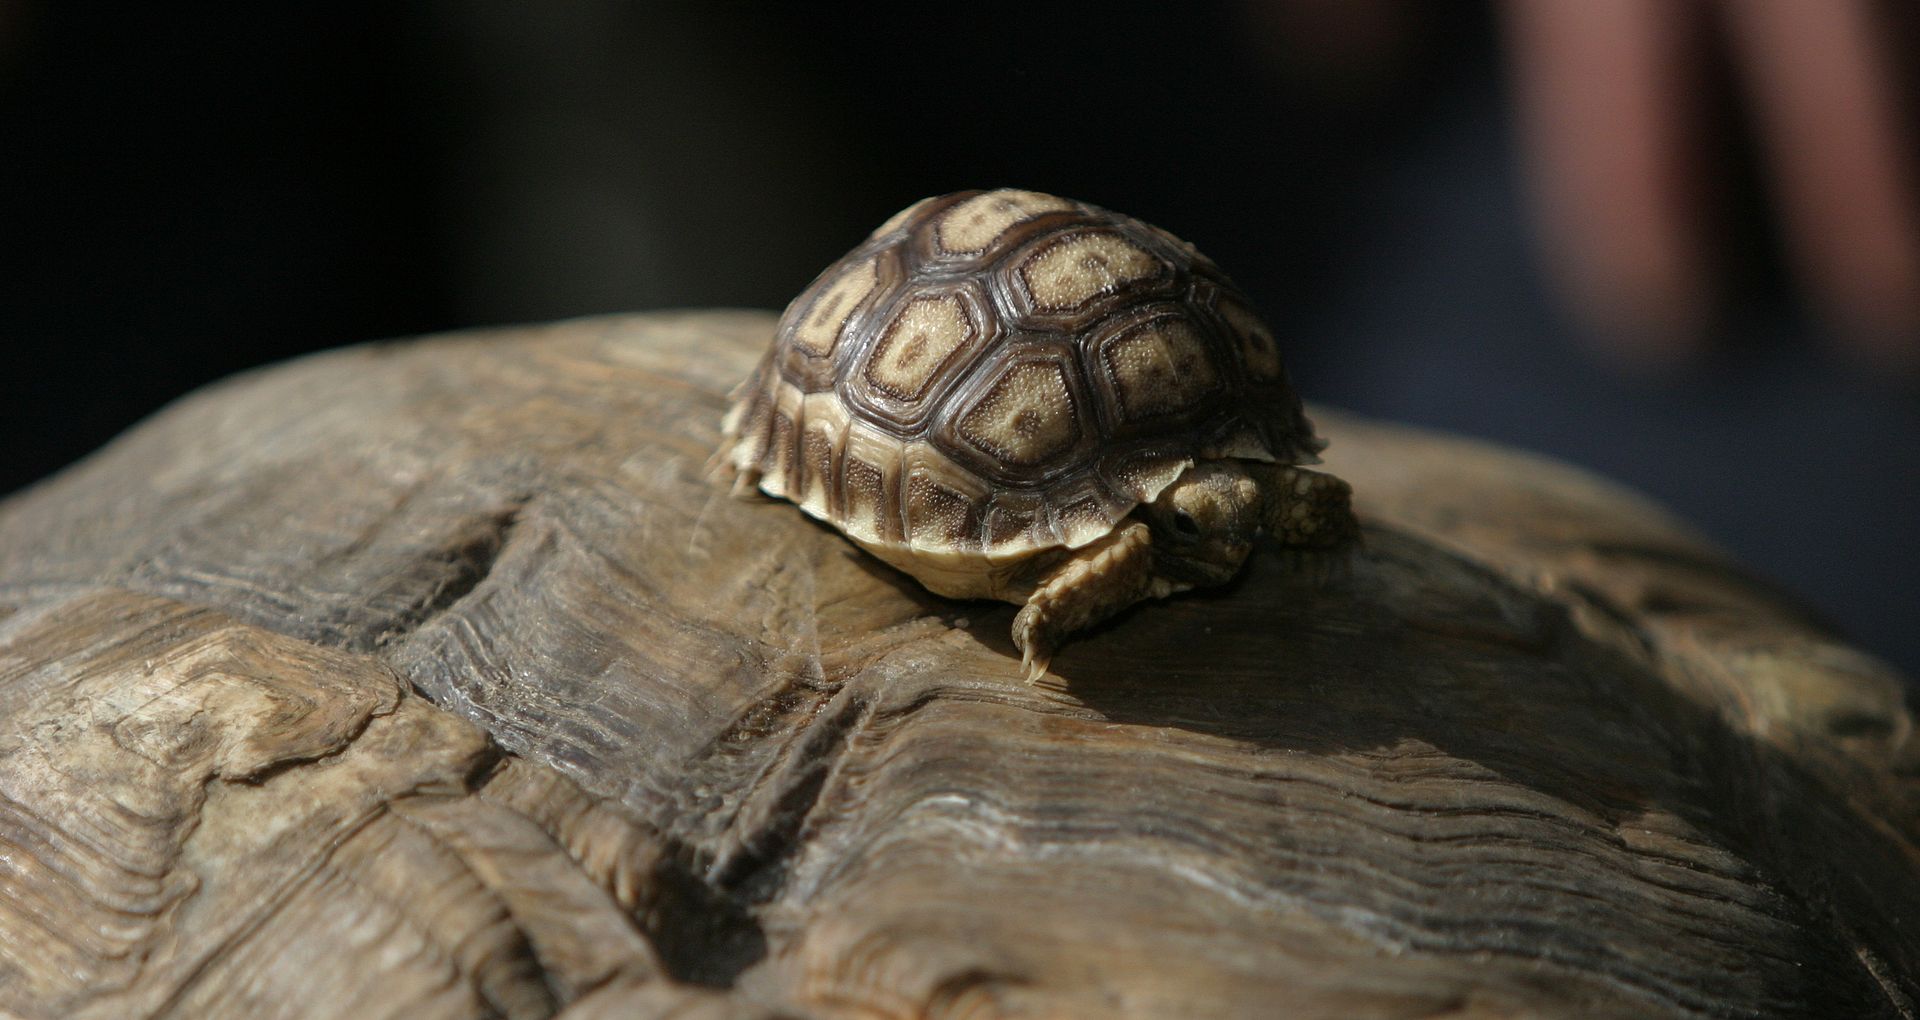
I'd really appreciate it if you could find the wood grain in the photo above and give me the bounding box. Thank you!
[0,311,1914,1018]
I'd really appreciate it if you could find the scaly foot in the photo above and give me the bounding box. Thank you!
[1249,465,1357,549]
[1011,521,1156,682]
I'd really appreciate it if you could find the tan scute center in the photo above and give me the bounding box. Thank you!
[863,294,976,401]
[1020,233,1160,313]
[1217,298,1280,380]
[937,190,1076,254]
[1102,317,1219,419]
[957,361,1082,465]
[792,257,878,357]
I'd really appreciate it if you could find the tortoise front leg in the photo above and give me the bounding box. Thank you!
[1247,463,1357,548]
[1011,520,1159,683]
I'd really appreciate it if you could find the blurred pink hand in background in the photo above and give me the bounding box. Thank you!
[1504,0,1920,376]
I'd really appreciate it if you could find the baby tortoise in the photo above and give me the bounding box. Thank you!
[719,189,1356,680]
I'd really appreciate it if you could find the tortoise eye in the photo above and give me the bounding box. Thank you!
[1171,510,1201,540]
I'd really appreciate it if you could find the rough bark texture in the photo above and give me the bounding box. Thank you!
[0,311,1915,1019]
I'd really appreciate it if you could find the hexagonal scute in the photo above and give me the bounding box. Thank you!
[777,249,900,391]
[1002,228,1177,331]
[867,195,945,242]
[1209,288,1282,382]
[758,381,805,498]
[790,391,851,520]
[1094,311,1225,428]
[981,488,1050,549]
[946,353,1087,476]
[931,190,1078,258]
[838,421,906,544]
[1144,221,1204,261]
[846,284,993,430]
[901,446,988,552]
[787,254,884,358]
[1102,445,1192,503]
[1045,475,1131,549]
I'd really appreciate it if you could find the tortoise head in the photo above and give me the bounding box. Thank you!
[1139,461,1261,587]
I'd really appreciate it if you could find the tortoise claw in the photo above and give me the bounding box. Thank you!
[1012,604,1054,684]
[1008,521,1154,684]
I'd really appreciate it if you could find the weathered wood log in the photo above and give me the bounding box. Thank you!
[0,311,1915,1019]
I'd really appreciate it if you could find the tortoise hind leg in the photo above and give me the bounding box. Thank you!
[1247,464,1357,548]
[1011,521,1159,683]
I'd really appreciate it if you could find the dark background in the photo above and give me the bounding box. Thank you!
[2,3,1916,674]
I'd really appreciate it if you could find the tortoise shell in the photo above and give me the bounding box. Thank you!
[722,189,1324,557]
